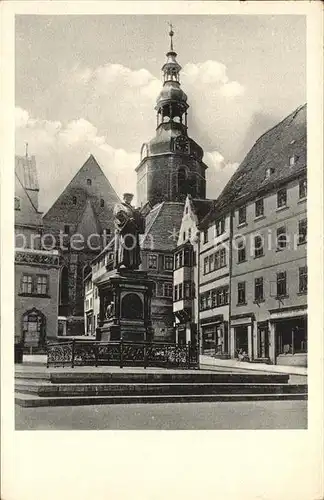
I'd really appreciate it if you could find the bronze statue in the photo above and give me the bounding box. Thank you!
[114,193,145,271]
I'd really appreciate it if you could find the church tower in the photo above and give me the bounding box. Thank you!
[136,26,207,208]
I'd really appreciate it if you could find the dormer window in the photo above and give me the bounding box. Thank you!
[72,196,77,205]
[87,179,92,186]
[265,167,275,179]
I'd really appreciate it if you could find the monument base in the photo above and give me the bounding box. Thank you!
[95,269,154,343]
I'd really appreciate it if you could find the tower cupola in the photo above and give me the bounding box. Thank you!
[155,25,189,129]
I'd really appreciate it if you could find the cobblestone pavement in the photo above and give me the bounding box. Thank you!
[15,400,307,430]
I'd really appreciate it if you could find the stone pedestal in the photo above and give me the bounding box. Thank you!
[96,269,154,342]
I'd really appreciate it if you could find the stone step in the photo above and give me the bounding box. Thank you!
[15,381,307,397]
[15,392,308,407]
[15,371,290,385]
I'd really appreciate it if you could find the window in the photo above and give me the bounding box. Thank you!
[164,282,173,298]
[72,196,77,205]
[209,254,215,272]
[178,283,183,300]
[21,275,33,294]
[14,197,21,210]
[215,217,225,237]
[265,167,275,179]
[219,248,226,267]
[87,179,92,186]
[148,254,158,269]
[299,179,307,199]
[238,206,246,225]
[255,198,264,218]
[277,271,287,297]
[203,229,208,244]
[174,285,178,301]
[95,287,98,299]
[184,281,192,299]
[299,266,307,293]
[36,275,48,295]
[64,225,70,235]
[276,226,287,250]
[100,199,104,207]
[185,205,189,214]
[183,231,186,241]
[298,219,307,244]
[237,282,246,305]
[204,256,209,275]
[277,188,287,208]
[289,155,296,166]
[254,277,264,302]
[164,255,173,271]
[237,240,246,263]
[188,228,192,239]
[254,235,264,258]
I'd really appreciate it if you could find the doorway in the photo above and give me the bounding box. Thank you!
[258,323,269,358]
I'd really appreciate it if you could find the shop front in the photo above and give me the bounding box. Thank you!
[269,306,307,366]
[201,315,228,357]
[230,314,254,360]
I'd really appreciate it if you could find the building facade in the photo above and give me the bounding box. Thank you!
[15,154,60,350]
[199,103,307,366]
[173,195,213,346]
[43,154,120,336]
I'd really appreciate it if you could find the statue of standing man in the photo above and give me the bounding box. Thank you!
[113,193,145,271]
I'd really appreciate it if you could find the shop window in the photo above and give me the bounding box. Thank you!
[237,282,246,305]
[276,271,287,297]
[148,254,158,269]
[254,235,264,258]
[299,266,307,293]
[255,198,264,218]
[277,188,287,208]
[276,226,287,250]
[298,219,307,244]
[237,240,246,263]
[299,179,307,199]
[254,277,264,302]
[238,206,246,225]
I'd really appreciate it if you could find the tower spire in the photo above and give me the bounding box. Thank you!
[168,22,174,52]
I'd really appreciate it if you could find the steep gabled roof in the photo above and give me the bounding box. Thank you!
[190,197,214,223]
[140,202,185,251]
[200,104,307,228]
[43,154,120,231]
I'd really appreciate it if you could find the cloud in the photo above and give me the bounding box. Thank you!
[15,108,139,212]
[15,108,238,212]
[23,58,249,158]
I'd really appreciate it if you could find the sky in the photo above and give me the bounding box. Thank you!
[15,15,306,212]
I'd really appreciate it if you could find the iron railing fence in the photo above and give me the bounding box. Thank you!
[46,340,199,369]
